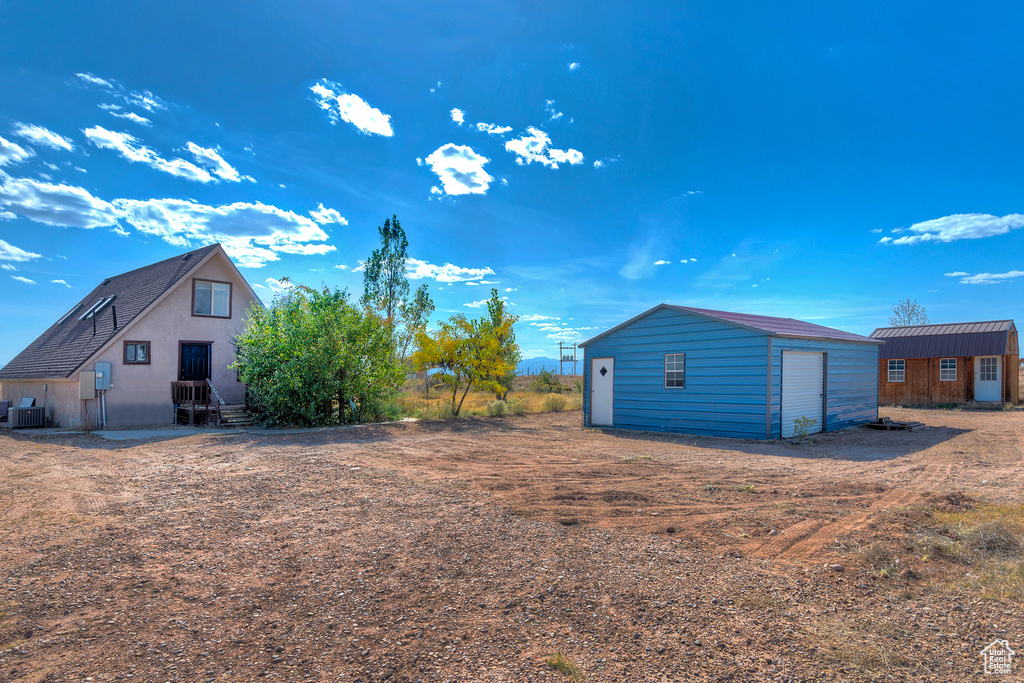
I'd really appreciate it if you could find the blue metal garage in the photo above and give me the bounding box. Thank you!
[580,304,882,439]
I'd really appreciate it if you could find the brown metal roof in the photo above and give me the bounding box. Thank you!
[671,306,881,343]
[870,321,1015,359]
[580,303,881,347]
[0,244,220,379]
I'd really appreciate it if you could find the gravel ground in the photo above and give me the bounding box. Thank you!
[0,409,1022,682]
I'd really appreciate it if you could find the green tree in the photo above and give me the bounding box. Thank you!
[233,285,404,427]
[889,298,928,327]
[412,312,517,416]
[361,214,410,332]
[397,283,435,366]
[484,288,521,399]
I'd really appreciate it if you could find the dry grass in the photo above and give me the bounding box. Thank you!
[808,617,915,675]
[398,387,580,418]
[544,651,584,682]
[926,503,1024,600]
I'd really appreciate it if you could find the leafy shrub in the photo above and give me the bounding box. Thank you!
[532,370,568,393]
[542,394,568,412]
[506,397,527,415]
[486,400,508,417]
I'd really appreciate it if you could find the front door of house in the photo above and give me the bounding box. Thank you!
[974,356,1002,402]
[180,343,211,381]
[590,357,614,426]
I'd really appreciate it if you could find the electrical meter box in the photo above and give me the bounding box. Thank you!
[79,372,96,400]
[95,362,111,390]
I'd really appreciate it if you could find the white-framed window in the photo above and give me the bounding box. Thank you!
[664,353,685,388]
[888,359,905,382]
[979,357,998,381]
[939,358,956,381]
[193,279,231,318]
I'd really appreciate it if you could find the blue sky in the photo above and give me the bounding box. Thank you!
[1,2,1022,365]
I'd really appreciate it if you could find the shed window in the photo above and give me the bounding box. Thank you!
[124,341,150,365]
[979,357,998,381]
[887,359,905,382]
[939,358,956,381]
[664,353,685,388]
[193,280,231,318]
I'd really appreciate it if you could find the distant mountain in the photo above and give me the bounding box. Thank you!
[517,356,582,375]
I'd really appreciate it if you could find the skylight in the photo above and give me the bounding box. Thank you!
[56,303,84,325]
[77,296,116,320]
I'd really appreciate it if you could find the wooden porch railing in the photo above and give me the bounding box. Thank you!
[171,380,223,426]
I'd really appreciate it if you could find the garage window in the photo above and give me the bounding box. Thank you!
[887,359,905,382]
[939,358,956,381]
[664,353,685,388]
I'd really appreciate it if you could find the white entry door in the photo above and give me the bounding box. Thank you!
[974,356,1002,401]
[590,357,614,426]
[782,351,824,438]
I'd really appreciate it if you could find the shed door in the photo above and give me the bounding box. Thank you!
[782,351,824,438]
[590,357,614,427]
[974,356,1002,401]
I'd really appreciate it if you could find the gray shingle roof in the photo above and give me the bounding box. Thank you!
[870,321,1015,359]
[0,244,220,379]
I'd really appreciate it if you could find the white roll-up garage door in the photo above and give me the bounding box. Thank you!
[782,351,824,438]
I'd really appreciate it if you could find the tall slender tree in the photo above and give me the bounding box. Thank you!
[361,214,410,331]
[485,288,521,399]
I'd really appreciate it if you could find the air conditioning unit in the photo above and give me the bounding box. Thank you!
[10,406,45,428]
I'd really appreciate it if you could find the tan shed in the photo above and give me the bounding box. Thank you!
[870,321,1019,406]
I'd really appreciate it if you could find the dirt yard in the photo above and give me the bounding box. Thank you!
[1,407,1022,682]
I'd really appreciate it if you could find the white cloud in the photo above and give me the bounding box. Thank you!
[870,228,882,234]
[334,264,349,271]
[11,275,36,284]
[125,90,166,112]
[310,79,394,136]
[881,213,1024,245]
[0,136,35,166]
[112,226,130,236]
[107,109,152,126]
[464,298,489,308]
[475,122,513,135]
[653,260,670,265]
[944,269,1024,285]
[424,143,493,196]
[943,271,970,277]
[11,123,74,151]
[544,100,564,121]
[1,263,15,271]
[265,277,295,292]
[0,238,42,262]
[405,257,495,283]
[450,108,465,125]
[51,279,71,287]
[84,126,215,182]
[521,314,559,322]
[75,73,114,88]
[113,198,334,267]
[309,203,347,225]
[185,142,245,182]
[0,174,120,228]
[465,281,479,286]
[593,160,605,169]
[569,62,580,71]
[505,127,583,169]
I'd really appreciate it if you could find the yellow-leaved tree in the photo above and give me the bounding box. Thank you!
[413,309,518,416]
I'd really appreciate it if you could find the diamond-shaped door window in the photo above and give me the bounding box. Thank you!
[599,366,608,376]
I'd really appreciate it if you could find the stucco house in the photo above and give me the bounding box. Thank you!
[0,244,261,428]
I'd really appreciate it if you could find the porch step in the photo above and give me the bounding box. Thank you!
[219,404,254,427]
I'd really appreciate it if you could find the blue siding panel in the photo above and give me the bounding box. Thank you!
[770,338,879,439]
[583,307,770,439]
